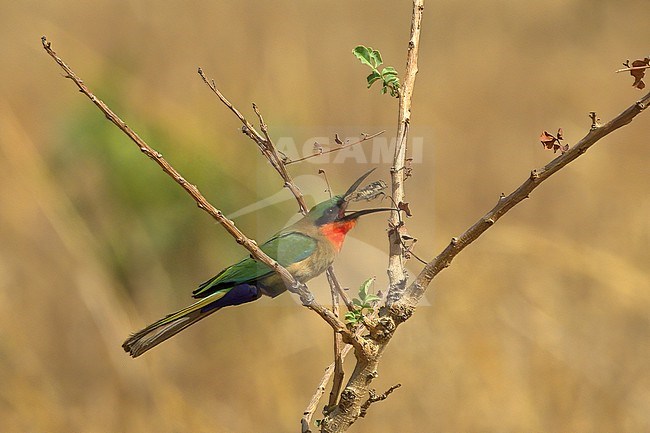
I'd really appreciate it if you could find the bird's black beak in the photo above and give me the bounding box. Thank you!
[339,207,395,221]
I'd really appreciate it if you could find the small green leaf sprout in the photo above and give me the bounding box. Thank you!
[344,277,382,325]
[352,46,401,97]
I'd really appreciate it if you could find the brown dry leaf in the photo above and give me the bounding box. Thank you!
[540,130,556,150]
[398,201,412,217]
[630,58,649,90]
[539,129,569,154]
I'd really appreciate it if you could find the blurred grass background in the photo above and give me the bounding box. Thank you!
[1,0,649,432]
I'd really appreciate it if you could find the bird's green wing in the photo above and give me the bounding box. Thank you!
[192,231,317,298]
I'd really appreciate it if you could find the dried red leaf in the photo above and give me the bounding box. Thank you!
[630,58,649,90]
[398,201,412,217]
[539,129,569,154]
[540,130,556,150]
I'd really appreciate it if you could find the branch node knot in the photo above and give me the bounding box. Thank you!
[589,111,601,130]
[369,316,396,341]
[338,388,358,412]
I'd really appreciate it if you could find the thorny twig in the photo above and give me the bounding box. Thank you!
[286,131,385,165]
[198,68,309,214]
[393,93,650,315]
[359,384,402,418]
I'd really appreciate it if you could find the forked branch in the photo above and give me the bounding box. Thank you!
[198,68,309,214]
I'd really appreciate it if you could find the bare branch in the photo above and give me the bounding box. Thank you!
[197,67,265,143]
[301,319,375,432]
[327,267,355,312]
[393,91,650,318]
[285,131,385,165]
[319,169,333,199]
[319,2,425,431]
[359,384,402,418]
[615,65,650,73]
[327,271,345,410]
[387,0,424,304]
[251,102,309,214]
[198,68,309,214]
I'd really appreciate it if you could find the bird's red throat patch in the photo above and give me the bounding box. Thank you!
[320,220,358,252]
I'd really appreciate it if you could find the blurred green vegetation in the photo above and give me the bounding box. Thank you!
[1,1,649,432]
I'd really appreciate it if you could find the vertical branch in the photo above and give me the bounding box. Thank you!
[327,270,345,409]
[387,0,424,304]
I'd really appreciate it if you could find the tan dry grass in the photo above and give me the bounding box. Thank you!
[1,0,649,431]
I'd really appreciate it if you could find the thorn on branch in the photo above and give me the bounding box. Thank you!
[589,111,601,130]
[319,169,332,198]
[483,217,495,225]
[359,384,402,418]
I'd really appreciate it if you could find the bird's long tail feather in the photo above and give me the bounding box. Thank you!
[122,293,226,358]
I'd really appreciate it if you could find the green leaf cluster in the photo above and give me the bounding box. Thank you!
[344,278,381,325]
[352,45,401,97]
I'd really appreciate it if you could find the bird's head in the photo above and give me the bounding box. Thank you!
[306,169,392,250]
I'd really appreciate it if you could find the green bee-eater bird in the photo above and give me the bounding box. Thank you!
[123,170,389,357]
